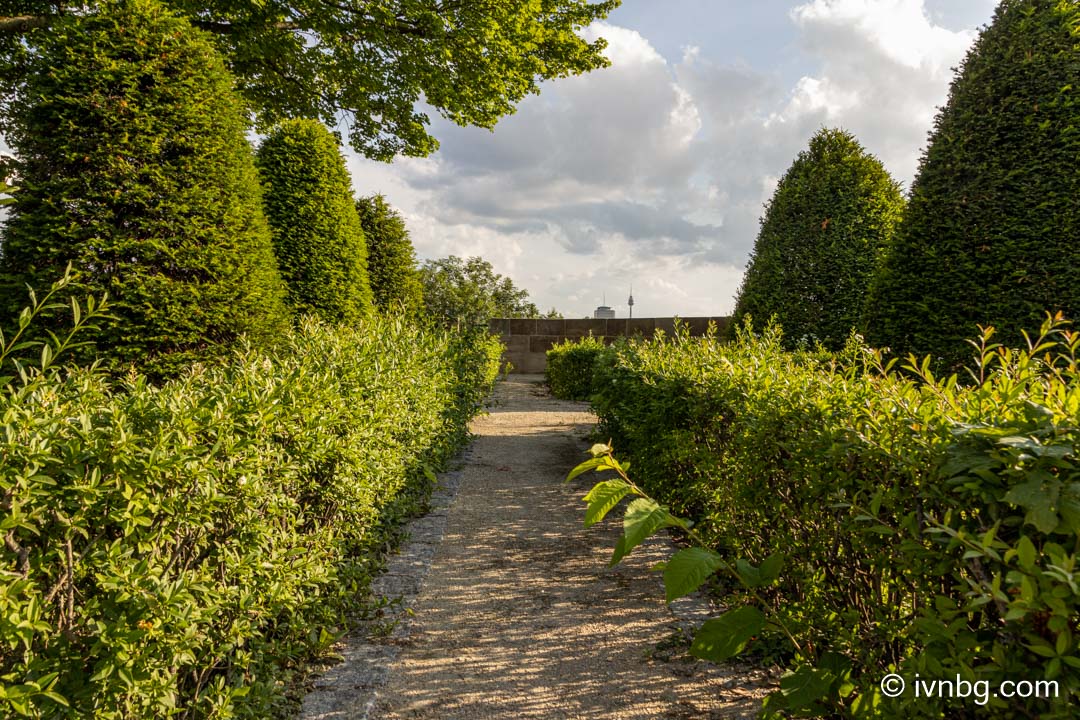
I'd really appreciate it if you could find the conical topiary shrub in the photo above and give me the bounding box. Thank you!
[864,0,1080,368]
[0,0,289,378]
[356,193,423,316]
[731,128,904,349]
[256,119,373,323]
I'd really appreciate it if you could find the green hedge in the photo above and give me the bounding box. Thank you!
[256,119,374,323]
[545,335,607,400]
[865,0,1080,369]
[0,294,501,718]
[732,128,903,349]
[356,194,424,317]
[0,0,289,379]
[591,320,1079,718]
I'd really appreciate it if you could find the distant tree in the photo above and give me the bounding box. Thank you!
[0,0,620,160]
[355,194,423,316]
[419,256,542,326]
[865,0,1080,368]
[256,119,373,323]
[542,308,565,319]
[732,128,904,349]
[0,0,289,377]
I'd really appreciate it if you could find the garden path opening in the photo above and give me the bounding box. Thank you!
[309,375,767,719]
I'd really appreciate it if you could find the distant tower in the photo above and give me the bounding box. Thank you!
[593,292,616,319]
[627,285,635,319]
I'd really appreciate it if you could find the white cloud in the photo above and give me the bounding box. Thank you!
[785,0,977,182]
[792,0,975,71]
[342,2,990,318]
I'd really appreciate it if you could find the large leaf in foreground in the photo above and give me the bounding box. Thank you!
[690,606,766,663]
[583,479,633,528]
[664,547,724,603]
[610,498,678,566]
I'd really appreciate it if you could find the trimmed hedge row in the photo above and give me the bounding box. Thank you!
[865,0,1080,370]
[545,335,606,400]
[732,127,904,350]
[356,194,424,317]
[0,302,501,718]
[256,119,374,323]
[591,320,1080,718]
[0,0,290,379]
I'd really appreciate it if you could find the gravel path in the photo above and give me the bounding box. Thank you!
[305,375,768,719]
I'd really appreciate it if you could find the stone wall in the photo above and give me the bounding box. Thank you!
[488,317,731,374]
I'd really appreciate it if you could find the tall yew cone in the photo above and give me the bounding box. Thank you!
[864,0,1080,368]
[732,128,903,349]
[0,0,289,378]
[356,193,424,316]
[256,119,373,322]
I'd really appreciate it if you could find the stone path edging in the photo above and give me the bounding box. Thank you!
[299,450,472,720]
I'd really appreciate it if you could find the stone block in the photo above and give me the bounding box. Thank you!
[488,318,510,336]
[508,318,537,336]
[681,317,712,337]
[626,318,655,338]
[712,316,733,336]
[530,335,563,353]
[564,318,606,338]
[536,318,565,336]
[654,317,677,337]
[605,319,629,337]
[502,335,530,352]
[509,352,547,373]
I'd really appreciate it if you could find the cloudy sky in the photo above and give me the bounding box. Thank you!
[348,0,999,318]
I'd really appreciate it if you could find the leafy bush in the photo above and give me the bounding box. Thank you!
[0,277,501,719]
[356,194,424,316]
[589,319,1080,718]
[545,335,607,400]
[732,128,904,349]
[865,0,1080,369]
[256,119,373,322]
[0,0,289,379]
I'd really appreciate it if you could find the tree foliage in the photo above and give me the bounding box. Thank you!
[256,119,373,322]
[356,194,423,316]
[0,0,289,378]
[865,0,1080,368]
[1,0,621,160]
[419,255,542,326]
[731,128,904,349]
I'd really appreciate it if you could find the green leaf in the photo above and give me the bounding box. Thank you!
[1004,479,1060,533]
[566,456,607,482]
[1016,535,1037,569]
[735,555,783,588]
[583,479,632,527]
[689,606,765,662]
[850,686,883,717]
[664,547,724,603]
[759,553,784,585]
[780,666,833,708]
[610,498,677,566]
[610,535,628,567]
[589,443,612,457]
[736,558,763,587]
